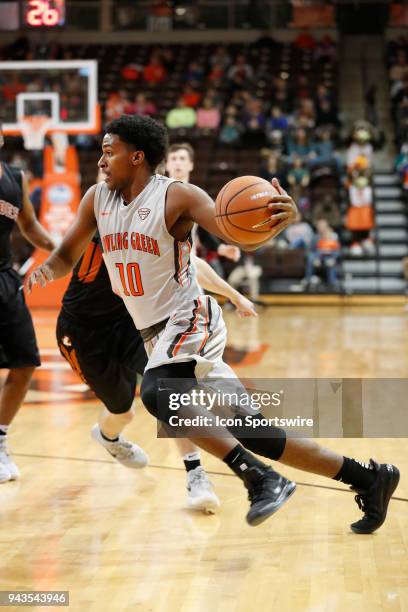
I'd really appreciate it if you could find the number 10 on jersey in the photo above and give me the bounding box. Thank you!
[115,263,144,297]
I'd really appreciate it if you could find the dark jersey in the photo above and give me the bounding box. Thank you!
[0,163,23,272]
[61,233,128,324]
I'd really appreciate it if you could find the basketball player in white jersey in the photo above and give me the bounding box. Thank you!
[164,142,257,512]
[28,115,399,533]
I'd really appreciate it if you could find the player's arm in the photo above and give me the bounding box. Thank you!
[166,178,297,251]
[27,185,98,292]
[16,172,56,252]
[193,255,257,317]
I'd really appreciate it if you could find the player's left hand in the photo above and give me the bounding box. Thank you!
[230,293,258,317]
[26,263,54,293]
[217,243,241,262]
[252,178,298,230]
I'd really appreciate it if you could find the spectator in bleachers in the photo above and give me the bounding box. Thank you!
[287,154,310,202]
[227,54,254,90]
[126,93,157,116]
[284,213,314,250]
[121,63,142,82]
[105,91,129,122]
[208,62,225,86]
[242,97,266,147]
[294,98,316,130]
[294,74,313,101]
[219,116,242,146]
[294,30,316,50]
[185,61,205,84]
[180,83,201,108]
[389,49,408,87]
[2,74,26,102]
[265,106,289,145]
[287,128,313,162]
[196,97,221,131]
[270,77,291,113]
[395,143,408,190]
[315,97,340,130]
[304,219,341,290]
[311,127,341,172]
[165,97,197,129]
[210,45,232,71]
[313,35,337,64]
[143,52,167,86]
[260,150,286,185]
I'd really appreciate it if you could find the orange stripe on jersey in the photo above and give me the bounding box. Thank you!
[197,296,209,354]
[172,296,201,356]
[77,243,103,284]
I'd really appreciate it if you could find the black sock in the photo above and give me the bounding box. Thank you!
[183,451,201,472]
[334,457,376,490]
[184,458,201,472]
[223,443,267,480]
[100,429,119,443]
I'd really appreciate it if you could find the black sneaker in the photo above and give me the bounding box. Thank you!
[243,466,296,526]
[351,459,400,534]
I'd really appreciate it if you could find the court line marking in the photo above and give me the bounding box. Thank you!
[12,453,408,502]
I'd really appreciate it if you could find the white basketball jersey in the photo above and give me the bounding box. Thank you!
[94,174,201,329]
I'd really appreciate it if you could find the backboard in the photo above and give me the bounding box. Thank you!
[0,59,99,134]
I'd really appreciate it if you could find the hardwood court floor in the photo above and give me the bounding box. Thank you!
[1,305,407,612]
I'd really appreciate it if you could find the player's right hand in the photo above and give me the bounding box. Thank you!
[26,264,54,293]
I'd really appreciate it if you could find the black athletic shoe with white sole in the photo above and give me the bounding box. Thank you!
[243,466,296,526]
[351,459,400,534]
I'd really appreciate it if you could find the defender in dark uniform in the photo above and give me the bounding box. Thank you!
[56,233,149,469]
[56,229,257,510]
[0,123,55,482]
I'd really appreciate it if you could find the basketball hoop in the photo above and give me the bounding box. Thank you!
[20,115,53,151]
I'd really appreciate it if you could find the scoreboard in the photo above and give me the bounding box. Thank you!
[0,0,66,29]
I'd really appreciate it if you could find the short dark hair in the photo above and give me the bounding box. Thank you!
[105,114,168,169]
[167,142,195,162]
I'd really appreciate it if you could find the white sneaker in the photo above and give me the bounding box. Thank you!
[0,437,20,480]
[91,424,148,469]
[186,466,220,514]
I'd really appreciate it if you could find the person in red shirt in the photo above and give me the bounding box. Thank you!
[143,54,167,86]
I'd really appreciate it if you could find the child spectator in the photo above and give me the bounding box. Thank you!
[196,97,220,130]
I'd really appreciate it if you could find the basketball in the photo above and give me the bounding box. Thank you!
[215,176,282,245]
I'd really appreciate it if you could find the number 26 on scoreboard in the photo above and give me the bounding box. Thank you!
[25,0,65,27]
[115,263,144,297]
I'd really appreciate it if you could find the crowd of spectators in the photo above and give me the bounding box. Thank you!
[1,32,392,294]
[388,35,408,192]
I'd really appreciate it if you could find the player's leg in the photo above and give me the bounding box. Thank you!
[175,438,220,513]
[56,312,148,468]
[0,269,41,481]
[206,361,399,534]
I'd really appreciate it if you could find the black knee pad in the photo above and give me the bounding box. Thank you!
[233,414,287,460]
[140,361,197,425]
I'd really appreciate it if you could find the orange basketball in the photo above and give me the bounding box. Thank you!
[215,175,281,245]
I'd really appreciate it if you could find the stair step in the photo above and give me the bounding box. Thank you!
[378,228,408,241]
[375,201,405,213]
[375,213,406,226]
[343,261,377,274]
[373,175,400,186]
[378,244,408,256]
[374,187,403,198]
[379,261,404,274]
[343,277,405,292]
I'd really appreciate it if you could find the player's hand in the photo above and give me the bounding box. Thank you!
[26,264,54,293]
[230,293,258,318]
[252,178,298,230]
[217,243,241,262]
